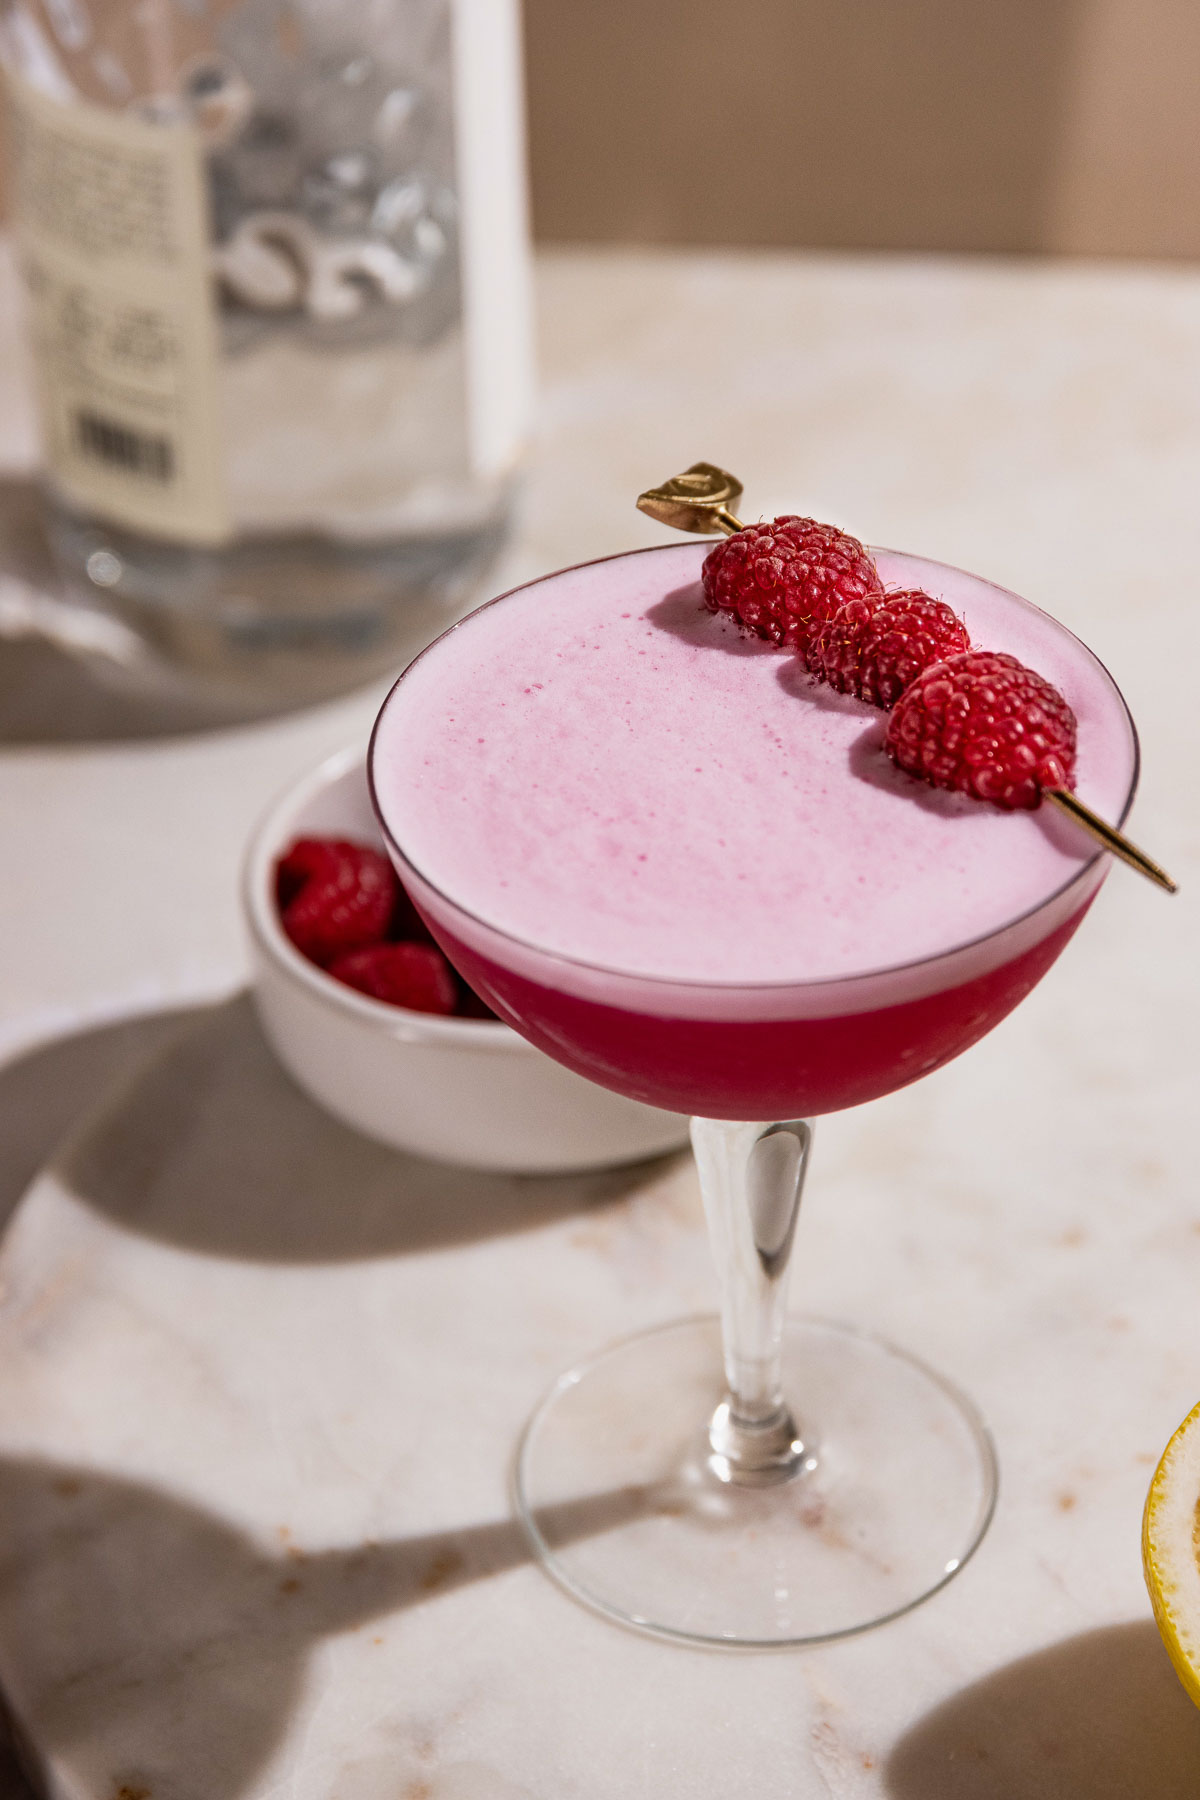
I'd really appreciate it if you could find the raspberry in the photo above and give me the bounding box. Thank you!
[327,942,458,1014]
[277,837,396,965]
[813,588,971,706]
[275,836,340,910]
[388,882,435,945]
[701,516,884,653]
[885,651,1076,810]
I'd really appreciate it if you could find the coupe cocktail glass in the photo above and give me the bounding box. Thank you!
[369,540,1139,1646]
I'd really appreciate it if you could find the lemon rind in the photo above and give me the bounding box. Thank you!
[1143,1400,1200,1709]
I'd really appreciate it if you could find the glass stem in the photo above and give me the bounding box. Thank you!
[690,1116,815,1486]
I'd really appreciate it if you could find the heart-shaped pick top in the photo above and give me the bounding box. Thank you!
[637,462,745,535]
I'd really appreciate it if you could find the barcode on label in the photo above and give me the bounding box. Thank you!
[74,411,175,482]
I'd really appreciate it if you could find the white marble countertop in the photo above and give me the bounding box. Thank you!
[1,244,1200,1797]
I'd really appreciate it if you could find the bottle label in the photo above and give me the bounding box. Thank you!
[6,72,230,545]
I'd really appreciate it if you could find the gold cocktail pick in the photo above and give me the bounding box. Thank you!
[1042,788,1176,892]
[637,462,1178,894]
[637,463,745,536]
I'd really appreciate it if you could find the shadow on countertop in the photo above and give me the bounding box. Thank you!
[60,993,679,1260]
[887,1618,1200,1798]
[4,1476,1196,1800]
[0,1455,650,1800]
[0,1005,206,1239]
[0,997,684,1795]
[0,1004,208,1799]
[3,994,681,1264]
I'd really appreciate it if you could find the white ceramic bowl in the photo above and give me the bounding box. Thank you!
[243,745,690,1173]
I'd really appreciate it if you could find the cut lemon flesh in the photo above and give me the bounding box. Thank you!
[1144,1401,1200,1708]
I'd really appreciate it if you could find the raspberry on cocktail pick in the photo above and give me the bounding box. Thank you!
[701,517,885,651]
[886,651,1177,892]
[887,651,1075,806]
[637,463,884,652]
[814,588,971,701]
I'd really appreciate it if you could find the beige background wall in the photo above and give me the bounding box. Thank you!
[523,0,1200,259]
[1,0,1197,259]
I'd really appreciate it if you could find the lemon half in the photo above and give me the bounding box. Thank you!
[1144,1401,1200,1707]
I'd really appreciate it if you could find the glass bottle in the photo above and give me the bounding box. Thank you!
[0,0,534,714]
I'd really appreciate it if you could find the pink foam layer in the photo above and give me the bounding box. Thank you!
[373,542,1137,1001]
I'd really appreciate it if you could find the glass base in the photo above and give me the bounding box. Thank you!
[514,1316,997,1647]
